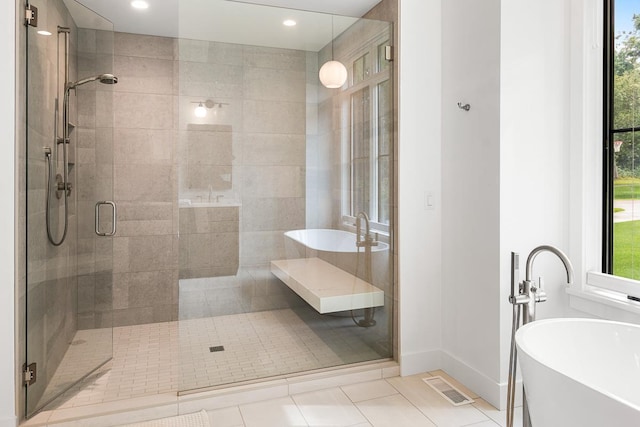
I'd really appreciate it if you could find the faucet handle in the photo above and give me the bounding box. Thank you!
[535,276,547,303]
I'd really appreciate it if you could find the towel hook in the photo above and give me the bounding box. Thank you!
[457,102,471,111]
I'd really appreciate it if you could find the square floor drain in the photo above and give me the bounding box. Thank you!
[209,345,225,352]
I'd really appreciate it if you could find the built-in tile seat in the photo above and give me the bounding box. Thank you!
[270,257,384,313]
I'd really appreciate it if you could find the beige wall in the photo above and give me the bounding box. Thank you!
[74,32,308,326]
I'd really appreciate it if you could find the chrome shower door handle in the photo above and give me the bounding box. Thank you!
[95,201,117,236]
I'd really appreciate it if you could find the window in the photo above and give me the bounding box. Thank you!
[604,0,640,281]
[342,39,392,231]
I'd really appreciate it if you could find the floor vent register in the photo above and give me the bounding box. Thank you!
[422,376,474,406]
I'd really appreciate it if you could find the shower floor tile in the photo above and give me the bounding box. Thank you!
[42,307,384,411]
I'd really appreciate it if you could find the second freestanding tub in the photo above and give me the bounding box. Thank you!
[284,229,389,253]
[515,318,640,427]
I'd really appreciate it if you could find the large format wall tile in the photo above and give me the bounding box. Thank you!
[243,45,306,71]
[178,61,243,98]
[242,100,306,134]
[243,67,305,102]
[113,128,173,165]
[114,55,174,95]
[114,164,173,202]
[241,165,304,199]
[242,133,305,166]
[74,32,310,326]
[114,32,175,60]
[114,92,174,130]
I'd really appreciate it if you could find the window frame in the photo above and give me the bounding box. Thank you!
[603,0,614,274]
[602,0,640,285]
[571,0,640,320]
[339,34,392,235]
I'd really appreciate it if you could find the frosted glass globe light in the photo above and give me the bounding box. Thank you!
[194,102,207,118]
[319,60,347,89]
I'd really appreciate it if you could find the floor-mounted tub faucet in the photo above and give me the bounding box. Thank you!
[354,211,379,327]
[355,211,378,249]
[506,245,574,427]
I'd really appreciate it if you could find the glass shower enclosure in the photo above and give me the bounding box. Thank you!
[22,0,394,414]
[175,2,395,394]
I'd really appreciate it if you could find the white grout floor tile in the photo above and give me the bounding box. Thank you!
[39,368,523,427]
[472,399,522,427]
[239,396,308,427]
[206,406,244,427]
[41,305,385,413]
[386,375,490,427]
[340,380,398,403]
[355,394,437,427]
[292,387,368,426]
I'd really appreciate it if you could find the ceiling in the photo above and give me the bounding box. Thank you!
[64,0,383,51]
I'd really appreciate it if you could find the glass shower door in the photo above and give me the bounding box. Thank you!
[24,0,115,417]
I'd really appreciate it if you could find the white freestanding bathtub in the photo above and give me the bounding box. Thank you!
[284,229,389,253]
[515,318,640,427]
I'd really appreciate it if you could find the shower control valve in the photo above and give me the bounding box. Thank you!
[55,177,72,198]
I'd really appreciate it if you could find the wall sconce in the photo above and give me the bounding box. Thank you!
[192,100,229,118]
[319,16,347,89]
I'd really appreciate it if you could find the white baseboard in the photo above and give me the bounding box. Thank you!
[440,350,521,410]
[0,415,17,427]
[398,349,442,376]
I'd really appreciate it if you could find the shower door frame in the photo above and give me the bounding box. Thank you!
[23,0,116,417]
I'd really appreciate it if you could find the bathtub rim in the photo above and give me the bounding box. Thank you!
[515,317,640,412]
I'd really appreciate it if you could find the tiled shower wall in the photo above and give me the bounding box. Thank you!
[76,32,307,327]
[75,29,116,330]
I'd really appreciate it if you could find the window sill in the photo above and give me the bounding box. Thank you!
[567,272,640,323]
[341,218,391,243]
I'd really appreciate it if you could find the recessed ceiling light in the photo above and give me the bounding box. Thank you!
[131,0,149,10]
[283,19,297,27]
[37,30,52,36]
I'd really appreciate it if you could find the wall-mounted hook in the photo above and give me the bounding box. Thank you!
[457,102,471,111]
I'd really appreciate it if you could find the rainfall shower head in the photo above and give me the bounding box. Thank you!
[67,73,118,90]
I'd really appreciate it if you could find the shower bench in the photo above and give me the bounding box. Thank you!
[270,257,384,314]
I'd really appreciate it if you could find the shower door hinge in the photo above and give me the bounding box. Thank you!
[25,4,38,27]
[23,362,37,387]
[385,45,393,62]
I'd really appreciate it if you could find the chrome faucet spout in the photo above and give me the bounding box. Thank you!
[355,211,370,239]
[525,245,574,284]
[355,211,377,247]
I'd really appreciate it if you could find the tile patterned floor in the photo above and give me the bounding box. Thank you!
[41,308,386,411]
[195,371,524,427]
